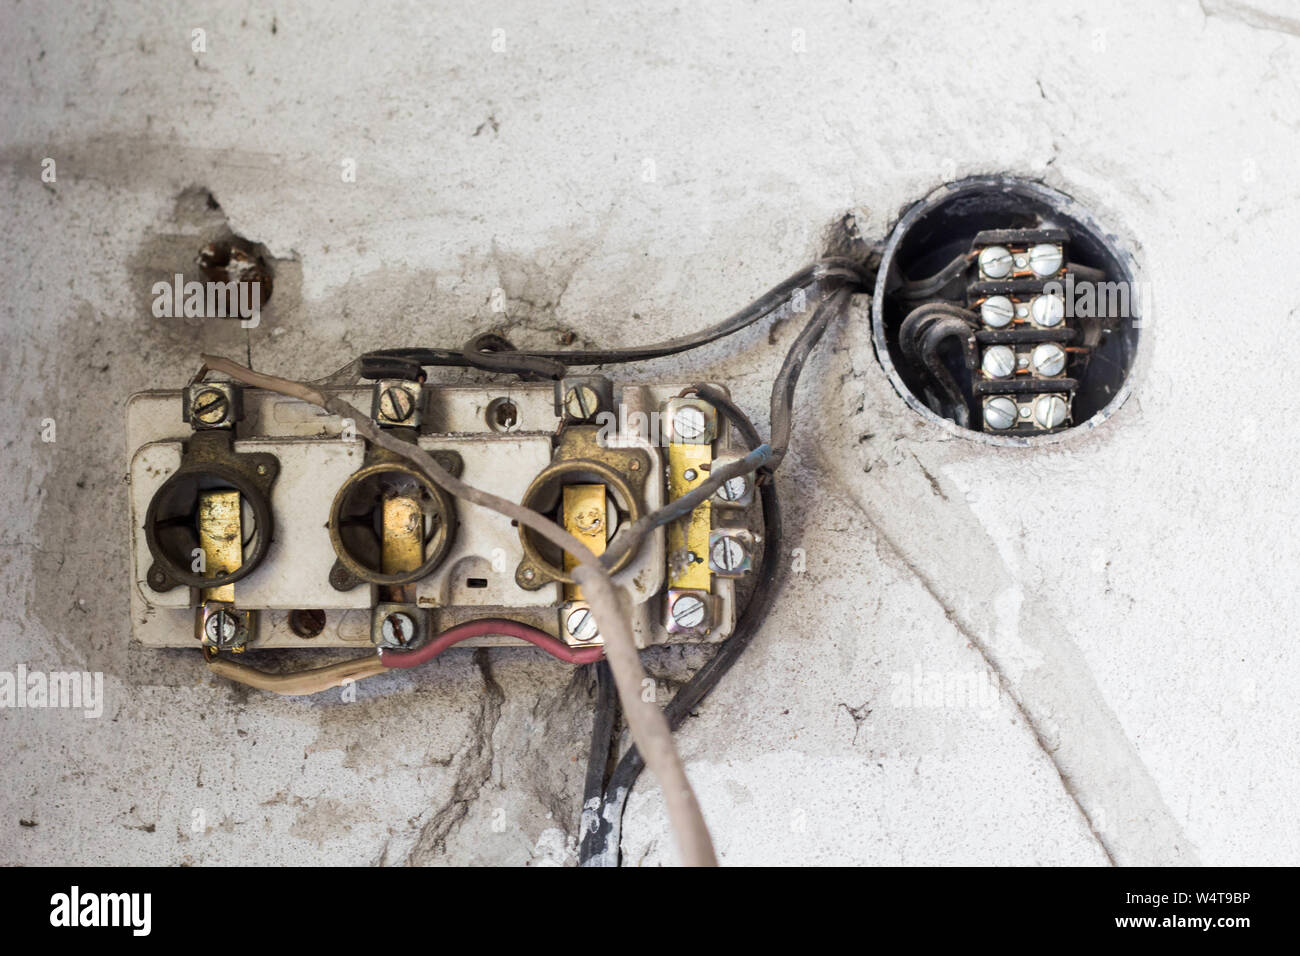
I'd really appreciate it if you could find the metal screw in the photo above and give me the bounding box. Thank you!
[1031,293,1065,328]
[980,295,1014,329]
[204,609,238,645]
[380,611,415,647]
[566,607,599,643]
[717,474,749,502]
[1028,243,1063,277]
[981,345,1016,379]
[521,567,536,582]
[1034,394,1068,428]
[192,388,230,425]
[984,396,1017,430]
[1032,342,1066,377]
[669,593,706,630]
[683,468,697,481]
[379,386,415,423]
[978,245,1013,279]
[564,385,600,420]
[672,405,707,441]
[710,536,746,573]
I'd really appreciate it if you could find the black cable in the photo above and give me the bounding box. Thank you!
[526,258,869,365]
[461,332,568,381]
[579,388,783,866]
[769,287,851,467]
[577,661,616,862]
[898,302,978,427]
[919,317,977,428]
[361,257,872,379]
[893,250,973,301]
[898,301,977,365]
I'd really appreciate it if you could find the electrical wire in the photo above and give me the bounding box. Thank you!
[205,618,603,696]
[206,652,388,696]
[578,661,617,862]
[893,250,974,300]
[197,353,717,867]
[379,618,604,668]
[596,285,857,575]
[919,317,977,428]
[361,257,871,377]
[897,302,978,427]
[768,287,851,468]
[580,383,784,866]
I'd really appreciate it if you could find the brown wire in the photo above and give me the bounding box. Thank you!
[207,654,387,696]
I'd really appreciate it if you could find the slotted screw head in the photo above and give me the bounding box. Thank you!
[981,295,1014,329]
[564,385,599,420]
[204,609,238,645]
[380,612,415,646]
[1032,342,1066,377]
[710,536,746,573]
[566,607,599,643]
[717,474,749,502]
[1031,293,1065,327]
[979,245,1013,279]
[981,345,1016,379]
[379,386,415,422]
[672,405,707,441]
[192,388,230,425]
[1028,243,1063,277]
[670,593,706,629]
[984,396,1017,430]
[1033,394,1069,428]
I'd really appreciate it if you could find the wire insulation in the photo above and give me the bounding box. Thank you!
[380,618,604,668]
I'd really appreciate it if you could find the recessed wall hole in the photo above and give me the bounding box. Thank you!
[871,176,1140,445]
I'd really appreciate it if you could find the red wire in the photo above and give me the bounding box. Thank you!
[379,617,605,669]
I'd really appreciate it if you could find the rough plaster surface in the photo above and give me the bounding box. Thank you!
[2,0,1298,865]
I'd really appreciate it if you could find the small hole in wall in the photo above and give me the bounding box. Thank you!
[466,577,489,589]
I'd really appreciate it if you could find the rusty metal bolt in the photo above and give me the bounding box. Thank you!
[380,611,415,647]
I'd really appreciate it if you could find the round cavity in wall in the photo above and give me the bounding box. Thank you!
[871,177,1141,444]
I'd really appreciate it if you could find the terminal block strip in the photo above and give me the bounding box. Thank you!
[967,229,1076,433]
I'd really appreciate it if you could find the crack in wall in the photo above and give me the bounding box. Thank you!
[824,474,1120,862]
[820,453,1198,865]
[399,650,505,865]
